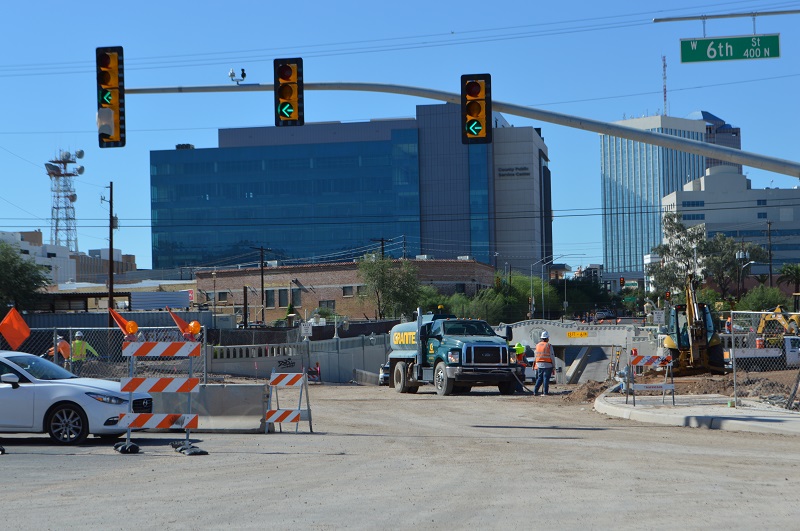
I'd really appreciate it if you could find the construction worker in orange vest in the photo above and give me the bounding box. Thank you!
[533,331,554,396]
[44,336,71,367]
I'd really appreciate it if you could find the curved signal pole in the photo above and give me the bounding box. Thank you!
[128,82,800,178]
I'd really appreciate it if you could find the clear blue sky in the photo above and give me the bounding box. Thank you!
[1,0,798,273]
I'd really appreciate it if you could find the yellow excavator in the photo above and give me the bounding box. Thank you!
[663,273,726,373]
[757,305,800,336]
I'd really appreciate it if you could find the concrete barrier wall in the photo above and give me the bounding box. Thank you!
[207,336,390,383]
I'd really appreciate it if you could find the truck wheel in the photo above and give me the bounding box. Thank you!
[454,386,471,394]
[406,385,419,394]
[498,381,516,395]
[434,362,454,396]
[394,361,409,393]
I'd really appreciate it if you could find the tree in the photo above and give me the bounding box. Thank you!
[777,263,800,293]
[646,213,706,292]
[736,285,789,312]
[702,235,767,299]
[0,241,50,311]
[357,256,420,319]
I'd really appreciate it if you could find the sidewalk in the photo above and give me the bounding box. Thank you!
[594,391,800,436]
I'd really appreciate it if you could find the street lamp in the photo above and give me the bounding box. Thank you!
[739,260,756,300]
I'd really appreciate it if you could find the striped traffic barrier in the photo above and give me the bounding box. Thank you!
[630,354,673,367]
[122,341,201,357]
[119,413,199,430]
[626,348,675,407]
[265,409,302,423]
[265,370,313,433]
[121,377,200,393]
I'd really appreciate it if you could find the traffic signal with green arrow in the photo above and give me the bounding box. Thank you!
[96,46,125,148]
[461,74,491,144]
[274,58,304,127]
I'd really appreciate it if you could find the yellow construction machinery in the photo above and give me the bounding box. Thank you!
[757,305,800,336]
[663,273,726,373]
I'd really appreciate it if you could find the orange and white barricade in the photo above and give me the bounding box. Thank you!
[265,369,313,433]
[626,348,675,406]
[119,341,203,453]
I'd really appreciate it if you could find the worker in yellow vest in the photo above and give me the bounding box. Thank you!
[71,331,98,376]
[533,331,554,396]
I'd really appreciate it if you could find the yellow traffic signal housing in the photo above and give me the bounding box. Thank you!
[96,46,125,148]
[274,58,304,127]
[461,74,492,144]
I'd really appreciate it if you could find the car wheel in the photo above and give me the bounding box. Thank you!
[434,362,453,396]
[394,361,409,393]
[46,403,89,445]
[498,381,516,395]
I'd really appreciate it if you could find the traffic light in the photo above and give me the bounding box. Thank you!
[95,46,125,148]
[461,74,492,144]
[665,291,671,301]
[274,58,304,127]
[619,277,625,288]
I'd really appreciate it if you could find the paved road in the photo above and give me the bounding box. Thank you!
[2,384,798,529]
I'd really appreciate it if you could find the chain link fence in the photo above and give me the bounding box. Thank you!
[729,311,800,409]
[0,327,206,382]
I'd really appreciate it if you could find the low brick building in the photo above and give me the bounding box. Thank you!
[195,258,495,324]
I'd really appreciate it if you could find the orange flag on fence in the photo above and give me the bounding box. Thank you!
[0,308,31,350]
[166,306,190,333]
[109,308,130,334]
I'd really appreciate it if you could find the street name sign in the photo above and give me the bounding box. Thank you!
[681,34,780,63]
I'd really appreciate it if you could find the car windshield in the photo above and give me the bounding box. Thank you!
[6,355,77,381]
[442,321,495,336]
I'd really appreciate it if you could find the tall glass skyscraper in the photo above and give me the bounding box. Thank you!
[150,103,551,271]
[600,115,706,279]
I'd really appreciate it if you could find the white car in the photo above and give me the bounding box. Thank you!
[0,351,152,445]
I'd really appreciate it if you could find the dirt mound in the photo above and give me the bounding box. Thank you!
[564,380,609,403]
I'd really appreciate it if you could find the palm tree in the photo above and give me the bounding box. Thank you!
[777,263,800,293]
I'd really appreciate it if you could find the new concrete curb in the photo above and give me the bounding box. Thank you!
[594,389,800,436]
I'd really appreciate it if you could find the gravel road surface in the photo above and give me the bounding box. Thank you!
[1,383,798,530]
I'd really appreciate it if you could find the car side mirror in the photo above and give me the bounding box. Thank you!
[1,373,20,389]
[504,326,513,342]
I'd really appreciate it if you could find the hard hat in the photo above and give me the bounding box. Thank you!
[514,342,525,354]
[540,331,549,340]
[75,331,83,337]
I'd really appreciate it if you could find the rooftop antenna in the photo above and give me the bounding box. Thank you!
[662,55,668,116]
[44,149,84,252]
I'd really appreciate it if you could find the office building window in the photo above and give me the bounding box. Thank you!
[757,199,767,206]
[279,289,288,307]
[683,214,705,221]
[343,286,354,297]
[758,212,768,219]
[681,200,705,207]
[319,300,335,311]
[265,290,275,308]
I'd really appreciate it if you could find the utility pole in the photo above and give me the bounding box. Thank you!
[371,237,386,259]
[102,182,115,326]
[249,245,270,322]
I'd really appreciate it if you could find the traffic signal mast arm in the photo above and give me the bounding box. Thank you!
[125,82,800,178]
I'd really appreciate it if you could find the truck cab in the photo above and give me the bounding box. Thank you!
[388,314,523,396]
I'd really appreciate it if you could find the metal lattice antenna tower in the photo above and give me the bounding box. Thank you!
[44,149,84,252]
[662,55,668,116]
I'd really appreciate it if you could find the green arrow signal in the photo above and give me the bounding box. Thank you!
[278,102,295,118]
[466,119,483,136]
[99,89,113,105]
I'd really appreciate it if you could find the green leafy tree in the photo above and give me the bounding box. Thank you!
[736,285,789,311]
[0,241,50,311]
[700,234,767,299]
[777,263,800,293]
[646,213,706,292]
[357,256,420,319]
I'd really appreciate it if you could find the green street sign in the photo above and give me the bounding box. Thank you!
[278,102,294,118]
[466,119,483,136]
[681,34,780,63]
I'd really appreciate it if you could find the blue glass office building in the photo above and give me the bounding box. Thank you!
[600,115,706,279]
[150,103,550,270]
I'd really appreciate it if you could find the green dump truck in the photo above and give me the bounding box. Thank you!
[387,311,523,396]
